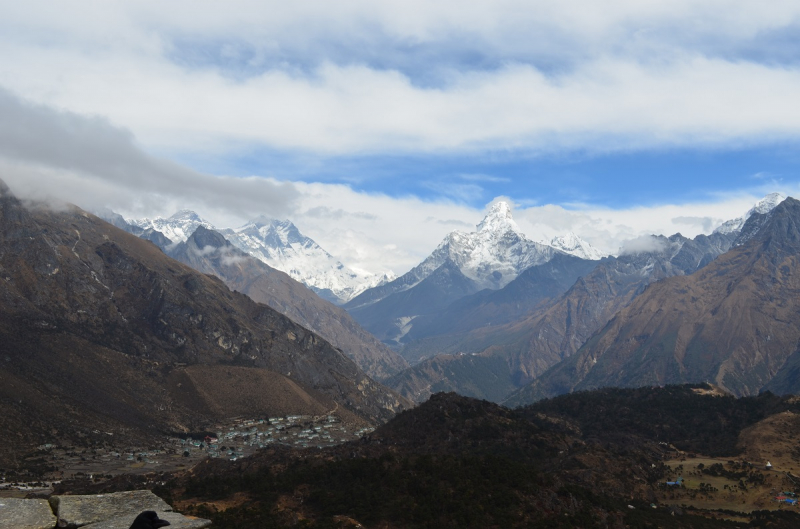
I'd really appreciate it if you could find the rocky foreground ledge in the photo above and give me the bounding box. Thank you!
[0,490,211,529]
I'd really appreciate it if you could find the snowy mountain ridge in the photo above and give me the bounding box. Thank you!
[346,201,578,311]
[130,209,214,246]
[713,192,786,235]
[548,232,606,260]
[219,217,393,303]
[128,211,391,303]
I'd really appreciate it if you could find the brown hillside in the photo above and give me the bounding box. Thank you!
[0,180,404,467]
[169,226,408,380]
[513,197,800,404]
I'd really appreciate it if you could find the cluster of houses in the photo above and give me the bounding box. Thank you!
[176,414,375,461]
[775,491,798,506]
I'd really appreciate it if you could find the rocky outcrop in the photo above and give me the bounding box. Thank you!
[51,490,173,528]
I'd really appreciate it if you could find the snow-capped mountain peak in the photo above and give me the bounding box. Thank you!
[130,210,215,244]
[387,202,557,295]
[752,192,786,215]
[219,217,389,303]
[714,192,786,235]
[549,232,605,260]
[127,209,389,303]
[477,201,521,234]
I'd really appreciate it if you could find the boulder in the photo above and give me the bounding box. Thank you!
[50,490,171,528]
[0,498,57,529]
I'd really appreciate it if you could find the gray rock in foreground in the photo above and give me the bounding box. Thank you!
[0,498,57,529]
[50,490,172,528]
[82,510,212,528]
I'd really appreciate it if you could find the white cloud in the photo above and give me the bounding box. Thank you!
[619,235,670,256]
[1,2,800,156]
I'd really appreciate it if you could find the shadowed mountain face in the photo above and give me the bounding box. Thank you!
[0,181,405,466]
[389,230,736,404]
[398,253,600,363]
[346,260,484,346]
[168,226,409,380]
[508,198,800,406]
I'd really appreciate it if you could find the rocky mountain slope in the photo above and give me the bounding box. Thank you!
[509,196,800,405]
[398,253,601,361]
[0,179,405,467]
[168,226,408,379]
[388,228,737,403]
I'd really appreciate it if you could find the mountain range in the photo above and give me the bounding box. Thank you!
[380,194,791,404]
[0,179,406,466]
[507,195,800,405]
[98,192,800,408]
[70,187,800,416]
[343,201,603,347]
[123,211,390,304]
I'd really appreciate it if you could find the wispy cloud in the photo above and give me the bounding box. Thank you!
[458,173,511,183]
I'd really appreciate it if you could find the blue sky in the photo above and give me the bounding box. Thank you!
[2,1,800,273]
[173,144,800,210]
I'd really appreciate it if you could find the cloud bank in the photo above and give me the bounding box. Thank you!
[2,1,800,156]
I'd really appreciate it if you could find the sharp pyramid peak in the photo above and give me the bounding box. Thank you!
[477,201,520,232]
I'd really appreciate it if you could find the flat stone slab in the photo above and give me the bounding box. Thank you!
[50,490,172,528]
[82,510,212,529]
[0,498,57,529]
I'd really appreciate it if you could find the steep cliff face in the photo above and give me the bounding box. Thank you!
[0,180,405,464]
[509,198,800,405]
[168,226,408,380]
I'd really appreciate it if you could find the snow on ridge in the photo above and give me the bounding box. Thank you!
[129,211,389,303]
[713,192,786,235]
[130,210,215,244]
[549,232,606,260]
[391,201,558,294]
